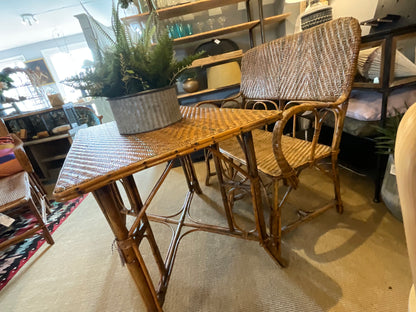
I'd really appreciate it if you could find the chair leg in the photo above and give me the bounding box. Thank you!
[29,172,52,210]
[332,154,343,214]
[204,149,217,186]
[264,180,288,267]
[269,180,287,266]
[30,178,52,215]
[28,197,54,245]
[211,146,235,231]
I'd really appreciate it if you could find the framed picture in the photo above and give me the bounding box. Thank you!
[25,58,55,86]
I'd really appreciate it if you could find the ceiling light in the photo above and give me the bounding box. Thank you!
[20,14,38,26]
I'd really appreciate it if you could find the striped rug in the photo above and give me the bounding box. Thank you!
[0,195,87,291]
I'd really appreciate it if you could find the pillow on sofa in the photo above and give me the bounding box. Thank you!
[0,136,23,178]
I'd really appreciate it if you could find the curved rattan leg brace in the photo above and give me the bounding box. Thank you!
[210,135,287,267]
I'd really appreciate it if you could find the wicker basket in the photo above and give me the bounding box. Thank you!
[108,86,182,134]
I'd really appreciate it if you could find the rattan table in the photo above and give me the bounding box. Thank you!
[53,106,282,311]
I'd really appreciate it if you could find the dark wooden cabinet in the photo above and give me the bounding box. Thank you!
[23,134,72,181]
[3,104,80,182]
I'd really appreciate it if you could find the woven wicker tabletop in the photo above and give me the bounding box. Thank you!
[53,106,281,201]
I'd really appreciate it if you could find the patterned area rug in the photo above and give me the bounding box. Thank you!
[0,195,87,291]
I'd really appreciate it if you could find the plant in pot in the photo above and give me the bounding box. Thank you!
[67,4,203,134]
[374,108,406,221]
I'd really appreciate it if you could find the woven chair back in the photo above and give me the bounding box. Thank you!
[240,17,361,102]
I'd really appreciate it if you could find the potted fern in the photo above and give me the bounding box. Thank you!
[67,4,202,134]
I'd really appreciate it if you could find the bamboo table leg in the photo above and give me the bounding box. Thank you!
[211,143,236,231]
[93,184,162,312]
[241,131,287,267]
[180,154,202,194]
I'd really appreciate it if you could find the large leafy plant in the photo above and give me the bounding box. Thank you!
[68,4,202,98]
[374,107,406,155]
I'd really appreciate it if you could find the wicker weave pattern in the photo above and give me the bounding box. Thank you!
[108,86,182,134]
[53,106,281,199]
[220,129,331,177]
[0,171,30,211]
[0,168,54,250]
[240,17,361,101]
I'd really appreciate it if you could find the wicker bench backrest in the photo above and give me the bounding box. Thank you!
[240,17,361,103]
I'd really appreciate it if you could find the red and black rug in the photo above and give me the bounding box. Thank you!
[0,194,87,291]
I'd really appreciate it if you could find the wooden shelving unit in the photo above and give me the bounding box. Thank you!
[190,50,243,68]
[173,21,258,45]
[24,133,70,146]
[122,0,290,47]
[4,106,79,181]
[24,134,72,181]
[122,0,245,23]
[178,83,240,99]
[263,13,291,26]
[348,24,416,201]
[122,0,290,102]
[172,13,289,45]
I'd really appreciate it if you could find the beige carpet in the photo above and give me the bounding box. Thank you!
[0,161,412,311]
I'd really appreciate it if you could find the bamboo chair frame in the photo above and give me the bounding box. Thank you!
[0,171,54,250]
[197,17,361,264]
[0,118,51,210]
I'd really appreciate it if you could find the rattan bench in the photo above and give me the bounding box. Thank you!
[199,17,361,265]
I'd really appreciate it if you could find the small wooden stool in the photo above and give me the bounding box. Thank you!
[0,171,54,250]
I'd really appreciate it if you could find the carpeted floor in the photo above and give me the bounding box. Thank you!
[0,195,86,291]
[0,161,412,311]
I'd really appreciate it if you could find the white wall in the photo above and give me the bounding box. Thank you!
[288,0,378,35]
[0,33,86,62]
[331,0,378,35]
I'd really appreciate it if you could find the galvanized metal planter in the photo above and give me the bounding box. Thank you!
[108,86,182,134]
[381,154,402,221]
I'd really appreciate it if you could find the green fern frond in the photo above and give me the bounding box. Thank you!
[66,3,203,98]
[373,106,407,154]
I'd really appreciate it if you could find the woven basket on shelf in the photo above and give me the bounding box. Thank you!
[300,1,333,31]
[108,85,182,134]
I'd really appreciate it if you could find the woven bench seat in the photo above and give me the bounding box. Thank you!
[219,129,332,178]
[0,171,54,250]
